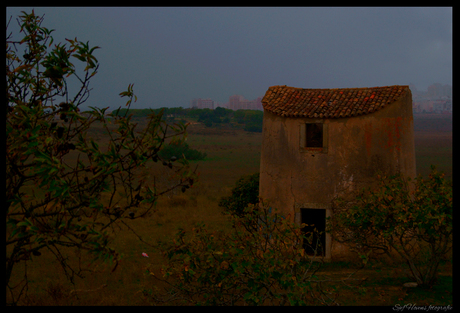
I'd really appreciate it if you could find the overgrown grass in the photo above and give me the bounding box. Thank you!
[11,116,452,305]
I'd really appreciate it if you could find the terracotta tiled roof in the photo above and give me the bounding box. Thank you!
[262,85,409,118]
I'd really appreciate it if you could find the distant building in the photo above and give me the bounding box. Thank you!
[410,83,452,115]
[412,98,452,114]
[228,95,262,111]
[190,98,214,110]
[228,95,244,110]
[427,83,452,99]
[191,95,263,111]
[433,99,452,114]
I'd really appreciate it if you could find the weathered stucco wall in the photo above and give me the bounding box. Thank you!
[259,89,415,260]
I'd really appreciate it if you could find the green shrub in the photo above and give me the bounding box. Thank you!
[147,203,342,306]
[6,10,196,305]
[159,141,206,161]
[327,166,452,287]
[218,173,259,217]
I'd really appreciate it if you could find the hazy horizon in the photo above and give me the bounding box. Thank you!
[6,7,452,110]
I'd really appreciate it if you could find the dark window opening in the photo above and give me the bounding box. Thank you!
[306,123,323,148]
[301,208,326,256]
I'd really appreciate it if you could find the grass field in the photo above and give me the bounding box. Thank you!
[10,115,452,306]
[413,115,452,180]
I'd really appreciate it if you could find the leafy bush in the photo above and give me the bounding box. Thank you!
[327,166,452,287]
[146,202,345,306]
[219,173,259,217]
[214,106,232,117]
[159,141,207,161]
[234,109,263,126]
[197,108,232,127]
[6,10,196,305]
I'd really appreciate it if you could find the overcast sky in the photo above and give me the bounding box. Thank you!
[6,7,452,110]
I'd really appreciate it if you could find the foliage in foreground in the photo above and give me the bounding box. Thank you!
[6,10,196,305]
[144,202,351,306]
[327,166,452,287]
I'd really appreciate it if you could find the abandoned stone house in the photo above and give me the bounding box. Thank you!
[259,85,416,261]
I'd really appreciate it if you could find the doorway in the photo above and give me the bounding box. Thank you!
[301,208,326,256]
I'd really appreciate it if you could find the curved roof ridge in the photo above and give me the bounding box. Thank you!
[262,85,409,118]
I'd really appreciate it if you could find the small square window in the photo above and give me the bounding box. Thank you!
[306,123,323,148]
[299,122,327,153]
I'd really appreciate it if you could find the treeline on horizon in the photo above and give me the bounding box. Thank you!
[111,107,264,132]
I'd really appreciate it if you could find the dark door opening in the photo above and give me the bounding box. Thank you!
[301,208,326,256]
